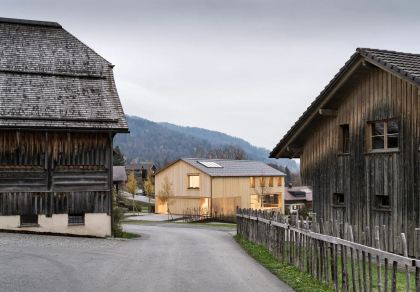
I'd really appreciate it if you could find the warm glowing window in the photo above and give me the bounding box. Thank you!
[250,177,255,188]
[269,177,273,187]
[277,177,282,186]
[260,177,265,187]
[188,175,200,189]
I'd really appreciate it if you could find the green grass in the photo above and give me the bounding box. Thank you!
[235,234,415,292]
[120,232,140,239]
[235,234,333,292]
[122,198,150,208]
[122,220,236,228]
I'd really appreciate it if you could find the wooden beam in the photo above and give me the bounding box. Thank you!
[287,146,304,153]
[319,109,338,117]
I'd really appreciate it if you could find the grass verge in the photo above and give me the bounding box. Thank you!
[122,220,236,228]
[234,234,333,292]
[121,232,140,239]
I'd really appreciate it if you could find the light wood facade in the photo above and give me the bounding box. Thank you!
[155,159,285,215]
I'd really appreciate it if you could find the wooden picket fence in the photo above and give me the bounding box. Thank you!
[237,207,420,292]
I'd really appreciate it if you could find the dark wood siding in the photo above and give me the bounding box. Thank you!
[301,69,420,255]
[0,131,112,216]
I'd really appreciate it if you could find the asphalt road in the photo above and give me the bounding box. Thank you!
[0,224,292,292]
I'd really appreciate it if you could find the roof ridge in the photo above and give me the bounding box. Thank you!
[358,47,420,57]
[0,17,61,28]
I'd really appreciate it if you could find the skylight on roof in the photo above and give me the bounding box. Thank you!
[198,161,223,168]
[299,188,311,193]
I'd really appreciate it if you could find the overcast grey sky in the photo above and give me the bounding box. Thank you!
[2,0,420,149]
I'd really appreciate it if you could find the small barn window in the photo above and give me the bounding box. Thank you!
[368,119,399,151]
[250,177,255,188]
[376,195,390,208]
[277,177,282,186]
[269,177,273,187]
[333,193,345,205]
[69,214,85,225]
[340,125,350,153]
[188,175,200,189]
[20,215,38,226]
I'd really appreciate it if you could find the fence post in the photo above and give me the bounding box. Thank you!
[401,233,410,292]
[375,226,383,292]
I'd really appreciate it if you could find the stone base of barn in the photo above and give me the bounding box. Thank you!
[0,213,111,237]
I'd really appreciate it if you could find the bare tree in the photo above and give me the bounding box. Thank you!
[157,175,176,220]
[253,174,272,209]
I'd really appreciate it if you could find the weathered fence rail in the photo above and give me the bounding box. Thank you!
[237,207,420,292]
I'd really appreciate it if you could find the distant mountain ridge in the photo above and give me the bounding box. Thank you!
[114,115,299,172]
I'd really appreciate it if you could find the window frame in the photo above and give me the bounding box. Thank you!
[20,214,38,227]
[187,174,200,189]
[366,118,399,152]
[68,213,85,226]
[339,124,350,153]
[277,177,282,186]
[259,177,265,187]
[375,195,390,209]
[250,177,255,188]
[269,177,273,187]
[332,193,345,206]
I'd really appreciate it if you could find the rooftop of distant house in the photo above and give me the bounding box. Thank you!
[284,185,313,201]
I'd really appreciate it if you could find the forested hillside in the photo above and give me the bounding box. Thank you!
[114,115,299,172]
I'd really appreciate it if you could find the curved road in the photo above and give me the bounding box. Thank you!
[0,224,292,292]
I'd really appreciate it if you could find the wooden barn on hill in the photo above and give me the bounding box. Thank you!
[0,17,128,237]
[271,47,420,255]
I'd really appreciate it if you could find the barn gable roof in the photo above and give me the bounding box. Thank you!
[0,17,128,132]
[270,48,420,158]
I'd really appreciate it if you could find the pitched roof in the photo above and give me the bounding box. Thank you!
[178,158,285,177]
[270,48,420,158]
[0,17,128,131]
[113,166,127,182]
[284,186,312,202]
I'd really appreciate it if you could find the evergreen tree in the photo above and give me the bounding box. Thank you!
[285,166,292,186]
[113,146,125,166]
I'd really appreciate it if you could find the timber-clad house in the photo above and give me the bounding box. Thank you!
[0,17,128,237]
[270,47,420,256]
[155,158,285,215]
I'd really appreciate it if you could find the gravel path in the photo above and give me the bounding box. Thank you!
[0,224,292,292]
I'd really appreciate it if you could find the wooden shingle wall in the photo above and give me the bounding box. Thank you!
[301,68,419,255]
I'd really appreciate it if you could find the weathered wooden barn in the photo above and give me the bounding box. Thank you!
[0,17,128,237]
[155,158,285,215]
[270,48,420,255]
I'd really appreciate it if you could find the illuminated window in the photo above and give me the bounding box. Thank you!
[269,177,273,187]
[250,177,255,188]
[277,177,282,186]
[260,177,265,187]
[188,175,200,189]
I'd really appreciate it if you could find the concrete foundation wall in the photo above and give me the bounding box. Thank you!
[0,213,111,237]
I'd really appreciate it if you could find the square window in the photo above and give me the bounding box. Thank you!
[333,193,345,205]
[188,175,200,189]
[368,119,398,151]
[376,195,390,208]
[69,214,85,225]
[21,215,38,226]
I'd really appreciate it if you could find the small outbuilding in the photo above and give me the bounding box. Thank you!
[283,185,313,214]
[155,158,285,215]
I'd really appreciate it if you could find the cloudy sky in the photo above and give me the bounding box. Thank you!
[2,0,420,149]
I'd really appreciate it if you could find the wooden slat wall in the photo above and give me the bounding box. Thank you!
[0,191,109,215]
[157,197,202,214]
[0,131,112,216]
[212,197,241,214]
[300,69,420,255]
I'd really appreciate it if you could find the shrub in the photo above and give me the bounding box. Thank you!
[285,206,291,216]
[113,207,125,237]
